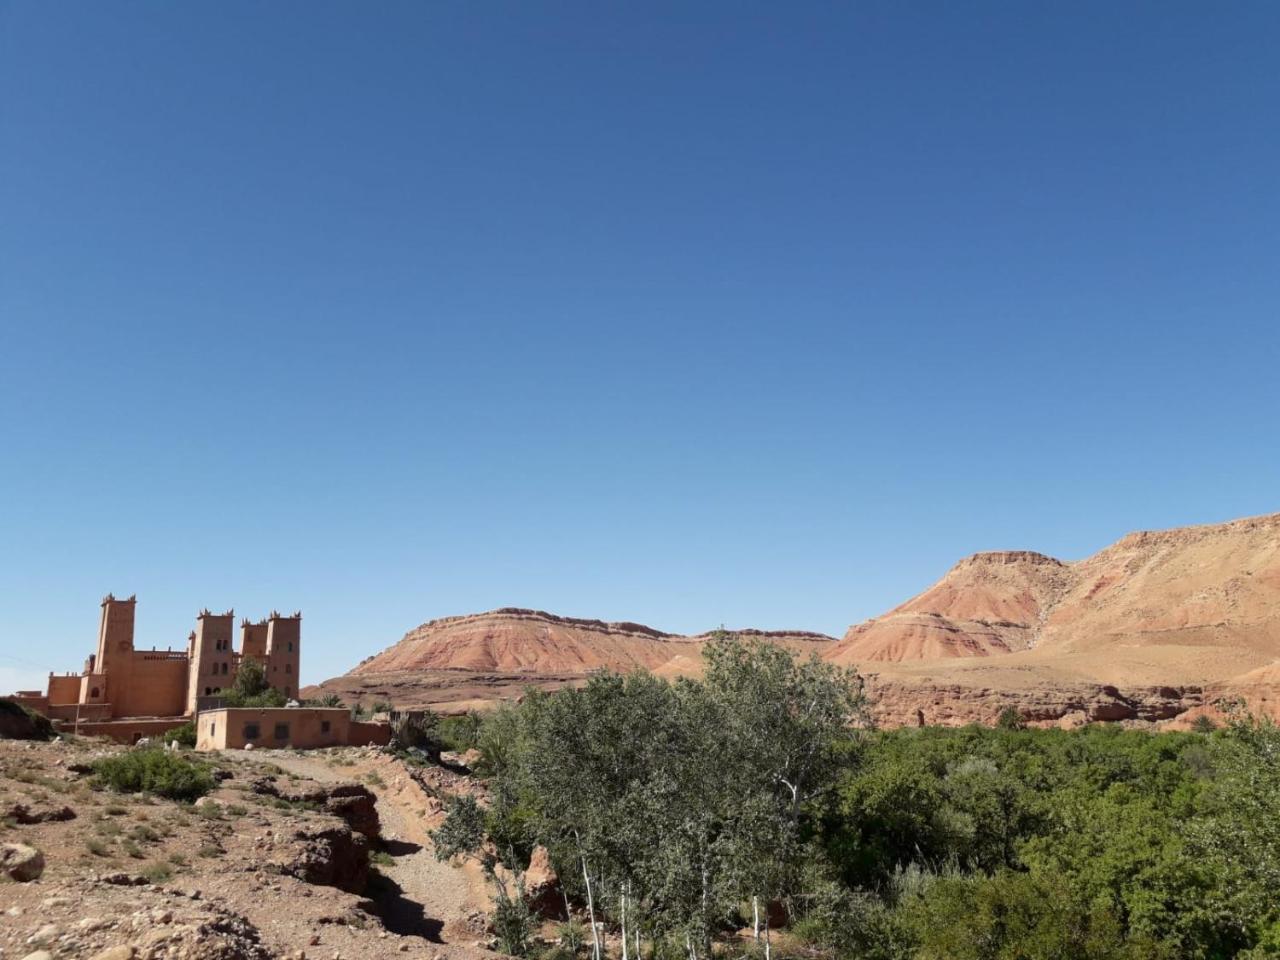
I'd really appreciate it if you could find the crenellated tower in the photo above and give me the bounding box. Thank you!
[186,609,235,714]
[265,610,302,699]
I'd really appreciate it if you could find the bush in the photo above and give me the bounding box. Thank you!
[491,877,534,957]
[438,712,484,752]
[996,706,1026,731]
[163,721,196,748]
[93,748,215,802]
[557,919,586,955]
[0,699,55,741]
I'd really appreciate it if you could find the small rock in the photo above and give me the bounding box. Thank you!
[1,844,46,883]
[20,951,53,960]
[26,925,58,945]
[89,948,136,960]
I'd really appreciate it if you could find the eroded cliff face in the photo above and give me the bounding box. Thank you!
[347,607,833,678]
[829,512,1280,667]
[829,512,1280,727]
[314,512,1280,729]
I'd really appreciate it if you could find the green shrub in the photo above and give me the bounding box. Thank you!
[93,748,215,802]
[438,712,484,752]
[996,706,1027,731]
[491,880,534,957]
[0,699,55,740]
[162,721,197,748]
[556,919,586,955]
[141,861,173,883]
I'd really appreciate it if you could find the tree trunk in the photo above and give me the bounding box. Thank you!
[621,889,628,960]
[764,913,772,960]
[753,895,760,941]
[582,857,601,960]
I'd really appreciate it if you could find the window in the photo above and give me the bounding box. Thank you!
[213,687,221,694]
[285,663,291,674]
[222,662,229,675]
[211,662,218,675]
[204,687,211,696]
[288,642,293,652]
[90,687,100,699]
[211,721,216,737]
[273,723,289,741]
[243,723,260,740]
[321,720,331,733]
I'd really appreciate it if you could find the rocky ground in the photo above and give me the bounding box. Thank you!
[0,737,500,960]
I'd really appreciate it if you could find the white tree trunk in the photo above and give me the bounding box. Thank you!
[753,895,760,941]
[764,914,772,960]
[621,889,628,960]
[582,857,601,960]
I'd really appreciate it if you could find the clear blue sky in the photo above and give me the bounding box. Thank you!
[2,2,1278,689]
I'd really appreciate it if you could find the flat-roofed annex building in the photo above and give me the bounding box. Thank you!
[196,707,391,751]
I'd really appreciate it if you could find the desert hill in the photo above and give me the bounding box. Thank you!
[827,512,1280,727]
[311,608,834,713]
[829,512,1280,669]
[313,512,1280,727]
[833,551,1071,662]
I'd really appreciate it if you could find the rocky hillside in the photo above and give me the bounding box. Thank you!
[829,512,1280,668]
[311,608,834,713]
[827,512,1280,728]
[833,551,1072,662]
[314,512,1280,728]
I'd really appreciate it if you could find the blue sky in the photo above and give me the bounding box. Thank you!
[2,2,1278,688]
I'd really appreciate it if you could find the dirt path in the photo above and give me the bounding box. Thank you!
[267,750,492,953]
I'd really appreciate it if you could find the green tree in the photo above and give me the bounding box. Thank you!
[222,658,287,707]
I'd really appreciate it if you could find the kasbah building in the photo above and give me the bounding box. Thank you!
[9,594,389,750]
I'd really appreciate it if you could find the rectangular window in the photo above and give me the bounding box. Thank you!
[321,720,331,734]
[243,723,260,740]
[274,723,289,741]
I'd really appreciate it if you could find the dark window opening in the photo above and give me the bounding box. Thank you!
[204,687,212,696]
[321,720,331,733]
[273,723,289,741]
[90,687,100,699]
[243,723,260,740]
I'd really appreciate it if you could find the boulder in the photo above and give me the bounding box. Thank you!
[525,845,564,918]
[1,842,45,882]
[4,801,76,824]
[283,824,370,894]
